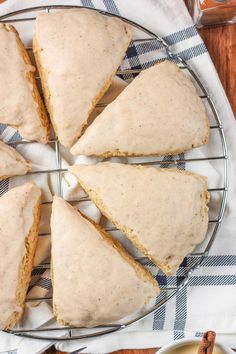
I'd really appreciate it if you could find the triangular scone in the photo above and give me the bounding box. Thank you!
[71,61,210,157]
[51,196,159,327]
[0,24,49,143]
[69,163,209,275]
[0,140,30,180]
[88,76,128,124]
[0,182,41,330]
[33,9,132,147]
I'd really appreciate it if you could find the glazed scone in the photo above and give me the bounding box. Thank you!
[71,61,210,157]
[0,140,30,180]
[0,182,41,330]
[51,196,159,327]
[0,24,49,143]
[88,75,128,124]
[69,163,210,275]
[33,9,132,147]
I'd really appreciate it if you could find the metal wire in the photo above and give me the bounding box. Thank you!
[0,5,228,341]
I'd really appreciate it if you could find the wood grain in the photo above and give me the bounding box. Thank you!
[199,25,236,117]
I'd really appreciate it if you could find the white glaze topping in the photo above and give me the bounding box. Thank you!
[0,140,30,179]
[51,196,158,327]
[71,61,209,156]
[69,162,209,275]
[0,24,47,142]
[35,9,132,147]
[0,182,41,329]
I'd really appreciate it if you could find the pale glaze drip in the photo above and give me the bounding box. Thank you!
[51,196,158,327]
[0,183,41,329]
[0,24,46,142]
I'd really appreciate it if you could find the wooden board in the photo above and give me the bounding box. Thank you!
[199,25,236,117]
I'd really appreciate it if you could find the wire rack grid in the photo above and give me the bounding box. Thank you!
[0,5,229,341]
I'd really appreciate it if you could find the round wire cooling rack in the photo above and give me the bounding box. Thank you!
[0,5,229,341]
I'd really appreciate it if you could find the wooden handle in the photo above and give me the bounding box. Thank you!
[198,331,216,354]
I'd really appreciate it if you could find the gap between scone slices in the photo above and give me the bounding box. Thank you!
[33,9,132,148]
[69,162,210,275]
[0,182,41,330]
[71,60,210,157]
[51,196,159,327]
[0,24,49,143]
[0,140,31,180]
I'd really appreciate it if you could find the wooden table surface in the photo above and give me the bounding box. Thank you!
[42,22,236,354]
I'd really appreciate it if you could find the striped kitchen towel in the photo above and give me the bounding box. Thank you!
[0,0,236,353]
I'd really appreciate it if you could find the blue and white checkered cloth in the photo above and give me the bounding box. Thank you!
[0,0,236,353]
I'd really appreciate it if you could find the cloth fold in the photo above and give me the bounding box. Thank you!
[0,0,236,353]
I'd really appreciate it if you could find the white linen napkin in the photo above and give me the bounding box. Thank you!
[0,0,236,353]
